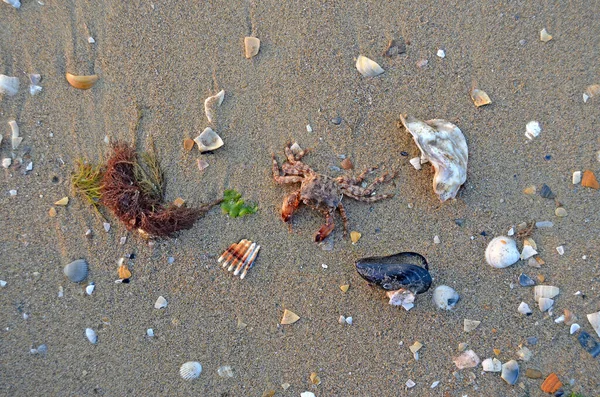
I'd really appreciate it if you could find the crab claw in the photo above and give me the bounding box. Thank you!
[314,213,335,242]
[281,192,300,223]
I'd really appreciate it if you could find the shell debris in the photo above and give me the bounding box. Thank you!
[463,319,481,332]
[154,295,168,309]
[470,88,492,107]
[204,90,225,123]
[433,285,459,310]
[244,37,260,58]
[350,231,361,244]
[3,0,21,8]
[280,309,300,325]
[355,55,384,77]
[54,197,69,206]
[540,28,553,42]
[0,74,20,96]
[85,328,97,344]
[9,120,22,150]
[587,311,600,337]
[453,350,480,369]
[581,170,599,189]
[541,373,562,393]
[194,127,223,152]
[66,73,98,90]
[218,239,261,279]
[583,84,600,103]
[525,121,541,140]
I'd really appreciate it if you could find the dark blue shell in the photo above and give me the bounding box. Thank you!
[355,252,432,294]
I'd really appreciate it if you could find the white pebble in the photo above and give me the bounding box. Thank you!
[9,190,17,196]
[88,36,95,44]
[433,235,441,244]
[146,328,154,337]
[556,246,565,255]
[525,121,541,140]
[572,171,582,184]
[154,296,168,309]
[436,49,446,58]
[306,124,312,133]
[0,280,6,287]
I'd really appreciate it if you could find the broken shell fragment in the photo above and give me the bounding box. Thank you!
[518,302,532,315]
[409,157,422,170]
[197,159,209,171]
[194,127,223,153]
[0,74,20,96]
[65,73,98,90]
[432,285,460,310]
[350,231,361,244]
[355,252,431,294]
[541,373,562,394]
[525,121,541,140]
[183,138,195,151]
[217,365,234,378]
[520,245,538,260]
[482,358,502,372]
[587,311,600,337]
[218,239,261,279]
[583,84,600,103]
[54,197,69,206]
[400,115,468,201]
[501,360,519,385]
[516,346,532,361]
[386,289,415,310]
[463,319,481,332]
[470,88,491,107]
[581,170,599,189]
[570,323,580,334]
[453,350,480,369]
[244,37,260,58]
[485,236,520,268]
[540,28,553,42]
[64,259,89,283]
[534,285,560,302]
[538,297,554,312]
[204,90,225,123]
[85,328,97,344]
[154,296,168,309]
[180,361,202,380]
[519,273,535,287]
[280,309,300,325]
[9,120,22,149]
[355,55,384,77]
[3,0,21,8]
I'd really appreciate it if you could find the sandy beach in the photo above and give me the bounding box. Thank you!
[1,1,600,396]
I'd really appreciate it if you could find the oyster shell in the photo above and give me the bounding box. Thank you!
[194,127,223,152]
[0,74,19,96]
[355,55,384,77]
[400,115,468,201]
[432,285,459,310]
[485,236,520,268]
[180,361,202,380]
[355,252,431,294]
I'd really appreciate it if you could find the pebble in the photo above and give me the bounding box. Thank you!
[527,336,538,345]
[9,189,17,196]
[436,49,445,58]
[154,296,168,309]
[525,368,543,379]
[330,117,342,125]
[572,171,582,184]
[555,207,567,217]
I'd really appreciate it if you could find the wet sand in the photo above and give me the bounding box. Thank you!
[1,1,600,396]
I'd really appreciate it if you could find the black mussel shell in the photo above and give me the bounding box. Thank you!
[355,252,432,294]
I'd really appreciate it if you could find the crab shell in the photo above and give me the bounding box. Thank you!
[400,115,468,201]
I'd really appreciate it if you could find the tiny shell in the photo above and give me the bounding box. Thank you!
[0,75,20,96]
[204,90,225,123]
[587,311,600,337]
[581,170,599,189]
[538,297,554,312]
[570,323,580,334]
[355,55,384,77]
[154,296,168,309]
[534,285,560,302]
[541,373,562,394]
[194,127,223,152]
[482,358,502,372]
[485,236,520,268]
[400,115,467,201]
[518,302,532,315]
[85,283,95,295]
[280,309,300,325]
[453,350,480,369]
[540,28,553,42]
[583,84,600,103]
[525,121,541,140]
[501,360,519,385]
[9,120,22,150]
[218,239,261,279]
[54,197,69,206]
[463,319,481,332]
[85,328,97,344]
[244,37,260,58]
[470,88,491,107]
[432,285,460,310]
[555,207,567,217]
[66,73,98,90]
[64,259,88,283]
[350,231,361,243]
[180,361,202,380]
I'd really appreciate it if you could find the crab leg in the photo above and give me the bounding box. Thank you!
[314,210,335,242]
[337,202,349,236]
[272,154,304,184]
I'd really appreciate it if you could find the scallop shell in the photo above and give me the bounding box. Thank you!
[204,90,225,123]
[587,311,600,337]
[244,37,260,58]
[194,127,223,152]
[485,236,520,268]
[501,360,519,385]
[482,358,502,372]
[470,88,492,107]
[432,285,459,310]
[533,285,559,302]
[218,239,261,279]
[0,74,20,96]
[85,328,97,344]
[355,55,384,77]
[179,361,202,380]
[66,73,98,90]
[400,115,468,201]
[63,259,89,283]
[355,252,432,294]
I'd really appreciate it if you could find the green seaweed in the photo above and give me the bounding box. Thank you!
[71,159,104,210]
[220,189,257,218]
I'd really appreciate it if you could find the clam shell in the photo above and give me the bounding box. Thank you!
[587,311,600,337]
[0,74,19,96]
[482,358,502,372]
[400,115,467,201]
[432,285,459,310]
[534,285,559,302]
[355,55,384,77]
[244,37,260,58]
[501,360,519,385]
[470,88,492,107]
[85,328,97,344]
[204,90,225,123]
[179,361,202,380]
[485,236,520,268]
[65,73,98,90]
[194,127,223,153]
[355,252,431,294]
[63,259,89,283]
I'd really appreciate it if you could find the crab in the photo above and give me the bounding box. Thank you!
[271,143,396,242]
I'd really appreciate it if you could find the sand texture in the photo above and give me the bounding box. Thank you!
[1,0,600,396]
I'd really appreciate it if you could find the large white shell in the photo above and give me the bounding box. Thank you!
[432,285,459,310]
[534,285,559,302]
[85,328,97,344]
[485,236,520,268]
[204,90,225,123]
[0,75,20,96]
[194,127,223,152]
[587,311,600,337]
[180,361,202,380]
[9,120,22,150]
[355,55,384,77]
[482,357,502,372]
[400,115,468,201]
[64,259,89,283]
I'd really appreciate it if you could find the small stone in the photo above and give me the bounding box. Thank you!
[416,59,428,68]
[436,49,445,58]
[54,197,69,206]
[183,138,194,151]
[119,236,127,245]
[340,158,353,170]
[455,218,465,227]
[525,368,543,379]
[48,207,57,217]
[330,117,342,125]
[572,171,582,184]
[535,221,553,228]
[262,390,275,397]
[555,207,567,217]
[154,296,168,309]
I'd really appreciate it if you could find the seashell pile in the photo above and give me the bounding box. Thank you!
[485,236,520,268]
[179,361,202,380]
[218,239,261,280]
[400,115,468,201]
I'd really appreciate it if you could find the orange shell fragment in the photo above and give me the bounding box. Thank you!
[581,170,599,189]
[540,373,562,393]
[118,264,132,280]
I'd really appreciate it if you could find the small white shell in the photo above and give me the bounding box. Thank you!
[432,285,459,310]
[3,0,21,8]
[520,244,538,260]
[63,259,89,283]
[538,297,554,312]
[2,158,11,168]
[400,115,468,201]
[204,90,225,123]
[482,357,502,372]
[570,323,580,335]
[85,328,97,344]
[9,120,22,150]
[154,296,168,309]
[485,236,520,268]
[587,311,600,337]
[194,127,223,153]
[517,302,532,315]
[85,283,95,295]
[525,121,541,140]
[180,361,202,380]
[0,74,20,96]
[464,319,481,332]
[409,157,422,170]
[534,285,560,302]
[355,55,384,77]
